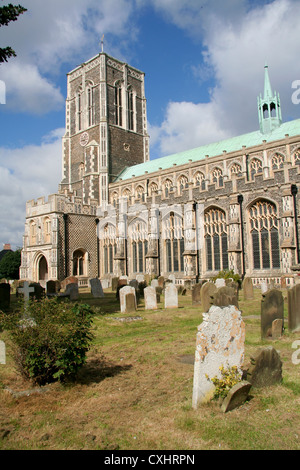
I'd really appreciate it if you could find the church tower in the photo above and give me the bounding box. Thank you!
[257,65,282,134]
[59,52,149,207]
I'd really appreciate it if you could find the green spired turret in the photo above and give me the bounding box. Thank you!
[258,64,282,134]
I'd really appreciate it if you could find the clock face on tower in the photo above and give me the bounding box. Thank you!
[80,132,89,147]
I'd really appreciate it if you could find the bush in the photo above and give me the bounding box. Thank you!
[0,298,94,385]
[212,269,242,287]
[208,365,242,400]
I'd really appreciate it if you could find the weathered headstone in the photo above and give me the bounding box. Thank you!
[261,289,284,339]
[211,286,239,309]
[168,274,176,284]
[221,381,252,413]
[119,286,136,313]
[144,286,157,310]
[192,305,245,408]
[112,277,119,291]
[90,278,104,298]
[129,279,139,291]
[46,280,60,295]
[200,282,217,313]
[261,281,268,294]
[136,274,144,284]
[288,284,300,332]
[272,318,283,339]
[243,277,254,300]
[164,283,178,309]
[215,278,226,289]
[158,276,164,288]
[0,340,5,364]
[65,282,79,300]
[61,276,78,290]
[151,279,159,288]
[245,346,282,388]
[192,283,202,305]
[29,282,45,300]
[0,283,10,311]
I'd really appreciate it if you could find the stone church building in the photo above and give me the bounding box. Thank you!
[19,51,300,288]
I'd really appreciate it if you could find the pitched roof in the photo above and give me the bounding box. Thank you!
[115,118,300,182]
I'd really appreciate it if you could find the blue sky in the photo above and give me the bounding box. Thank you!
[1,0,300,250]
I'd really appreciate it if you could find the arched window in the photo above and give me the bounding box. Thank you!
[86,82,95,127]
[163,179,172,198]
[178,175,188,194]
[102,224,116,274]
[211,167,224,187]
[149,182,158,196]
[115,81,122,126]
[73,249,88,277]
[127,85,134,131]
[79,162,84,179]
[250,158,263,180]
[194,171,206,190]
[43,217,51,244]
[111,191,119,207]
[249,200,280,270]
[164,212,184,273]
[271,153,284,171]
[204,208,228,272]
[128,220,148,273]
[76,87,83,131]
[136,185,145,202]
[29,220,37,245]
[293,150,300,166]
[230,163,242,178]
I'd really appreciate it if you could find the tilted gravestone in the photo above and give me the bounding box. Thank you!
[261,289,284,339]
[200,282,217,313]
[192,283,202,305]
[90,278,104,298]
[245,346,282,388]
[243,277,254,300]
[65,282,79,300]
[192,305,245,408]
[211,286,239,309]
[144,286,157,310]
[119,286,136,313]
[288,284,300,332]
[46,280,61,295]
[164,283,178,309]
[0,283,10,311]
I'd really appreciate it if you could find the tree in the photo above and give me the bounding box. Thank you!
[0,2,27,63]
[0,249,21,279]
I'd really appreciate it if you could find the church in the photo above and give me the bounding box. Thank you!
[19,50,300,288]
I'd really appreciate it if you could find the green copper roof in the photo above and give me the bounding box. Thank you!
[115,118,300,182]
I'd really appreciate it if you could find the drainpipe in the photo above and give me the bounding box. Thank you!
[291,184,300,264]
[238,195,245,279]
[63,214,68,278]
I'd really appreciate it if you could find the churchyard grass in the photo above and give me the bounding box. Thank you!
[0,287,299,450]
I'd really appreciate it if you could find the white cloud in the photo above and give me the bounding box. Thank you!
[0,130,63,250]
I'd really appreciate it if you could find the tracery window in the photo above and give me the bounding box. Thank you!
[102,224,116,274]
[43,217,51,244]
[115,81,123,126]
[128,220,148,273]
[250,158,263,180]
[211,167,224,187]
[249,200,280,270]
[149,182,158,196]
[230,163,242,178]
[111,191,119,208]
[163,179,173,198]
[76,87,83,131]
[127,86,134,131]
[136,185,145,202]
[271,153,284,171]
[204,208,228,272]
[87,84,95,127]
[178,175,188,194]
[293,150,300,166]
[194,171,206,190]
[164,212,184,273]
[29,220,37,245]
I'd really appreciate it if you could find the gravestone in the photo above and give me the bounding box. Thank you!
[158,276,164,288]
[129,279,139,291]
[0,340,5,364]
[136,274,144,284]
[17,281,35,301]
[65,282,79,300]
[215,278,226,289]
[101,279,110,289]
[151,279,159,288]
[61,276,78,290]
[221,381,252,413]
[90,278,104,298]
[144,286,157,310]
[261,281,268,294]
[0,283,10,311]
[288,284,300,332]
[200,282,217,313]
[192,283,202,305]
[192,305,245,408]
[164,284,178,309]
[261,289,284,339]
[46,280,60,295]
[245,346,282,388]
[168,274,176,284]
[112,277,119,291]
[119,286,136,313]
[243,277,254,300]
[211,286,239,309]
[272,319,283,339]
[29,283,45,300]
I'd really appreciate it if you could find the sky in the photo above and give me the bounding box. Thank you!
[1,0,300,250]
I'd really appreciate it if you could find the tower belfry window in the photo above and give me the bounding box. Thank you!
[87,86,95,127]
[115,82,122,126]
[127,86,134,131]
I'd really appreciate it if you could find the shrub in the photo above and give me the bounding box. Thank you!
[212,269,242,287]
[208,365,242,400]
[0,298,94,385]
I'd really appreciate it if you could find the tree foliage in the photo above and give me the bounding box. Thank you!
[0,3,27,63]
[0,249,21,279]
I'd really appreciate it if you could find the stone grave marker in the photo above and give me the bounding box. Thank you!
[158,276,164,288]
[144,286,157,310]
[245,346,282,388]
[151,279,159,288]
[112,277,119,291]
[136,274,144,283]
[261,281,268,294]
[65,282,79,300]
[101,279,110,289]
[17,281,35,301]
[0,283,10,311]
[200,282,217,313]
[192,283,202,305]
[119,286,136,313]
[215,278,226,289]
[61,276,78,291]
[243,277,254,300]
[192,305,245,408]
[261,289,284,339]
[90,278,104,298]
[168,274,176,284]
[164,283,178,309]
[272,318,283,339]
[211,286,239,309]
[221,381,252,413]
[0,340,5,364]
[46,280,60,295]
[288,284,300,332]
[129,279,139,291]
